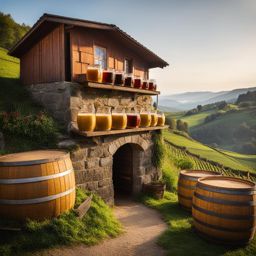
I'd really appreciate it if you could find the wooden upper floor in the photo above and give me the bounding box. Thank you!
[9,13,168,85]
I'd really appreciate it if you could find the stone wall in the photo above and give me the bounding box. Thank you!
[28,81,160,204]
[60,132,160,205]
[28,81,153,132]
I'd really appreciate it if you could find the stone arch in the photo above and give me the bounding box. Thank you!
[110,135,150,198]
[108,135,149,156]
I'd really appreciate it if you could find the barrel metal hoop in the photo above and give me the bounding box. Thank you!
[179,174,199,181]
[178,182,196,190]
[178,193,192,200]
[0,169,73,184]
[0,153,70,167]
[194,192,256,206]
[194,227,252,245]
[193,216,255,233]
[192,203,256,220]
[0,187,75,205]
[197,183,256,195]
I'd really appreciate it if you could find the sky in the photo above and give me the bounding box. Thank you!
[1,0,256,95]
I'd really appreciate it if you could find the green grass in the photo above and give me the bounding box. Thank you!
[0,189,122,256]
[0,47,19,79]
[141,192,256,256]
[163,130,255,172]
[140,138,256,255]
[181,110,215,128]
[0,47,41,114]
[218,149,256,171]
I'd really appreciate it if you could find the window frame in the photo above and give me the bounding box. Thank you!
[93,44,107,69]
[124,58,133,74]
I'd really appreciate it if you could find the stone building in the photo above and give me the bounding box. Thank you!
[9,13,168,204]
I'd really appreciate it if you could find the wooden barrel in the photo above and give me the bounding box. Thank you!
[178,170,221,211]
[192,176,256,245]
[0,150,76,221]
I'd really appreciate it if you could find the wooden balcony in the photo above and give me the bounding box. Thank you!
[75,75,160,95]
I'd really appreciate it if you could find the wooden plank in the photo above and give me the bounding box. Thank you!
[0,226,22,232]
[74,125,168,137]
[85,82,160,95]
[75,195,92,219]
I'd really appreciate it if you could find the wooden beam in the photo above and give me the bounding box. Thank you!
[73,77,161,95]
[74,125,168,137]
[75,195,93,219]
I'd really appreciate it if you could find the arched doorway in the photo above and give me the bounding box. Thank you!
[113,143,143,198]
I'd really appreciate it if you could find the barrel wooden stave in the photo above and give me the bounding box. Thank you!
[0,192,76,220]
[178,170,220,211]
[192,176,256,244]
[0,150,76,221]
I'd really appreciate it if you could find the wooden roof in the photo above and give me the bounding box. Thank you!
[9,13,169,68]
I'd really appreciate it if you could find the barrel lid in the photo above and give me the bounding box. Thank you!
[0,150,69,166]
[198,176,256,190]
[180,170,220,178]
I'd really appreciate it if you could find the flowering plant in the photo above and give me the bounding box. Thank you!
[0,111,57,145]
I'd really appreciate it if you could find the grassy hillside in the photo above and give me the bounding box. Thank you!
[0,48,59,154]
[163,130,255,173]
[0,47,19,78]
[177,110,215,128]
[0,47,41,114]
[191,108,256,153]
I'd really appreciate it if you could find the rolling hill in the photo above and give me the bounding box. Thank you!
[160,87,256,110]
[163,130,256,173]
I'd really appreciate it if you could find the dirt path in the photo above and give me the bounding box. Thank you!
[35,198,167,256]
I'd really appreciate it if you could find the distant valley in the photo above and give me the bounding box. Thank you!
[159,87,256,111]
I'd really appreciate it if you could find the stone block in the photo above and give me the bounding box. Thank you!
[98,178,111,188]
[84,158,100,168]
[86,181,98,191]
[70,148,87,161]
[89,147,103,157]
[124,136,132,143]
[120,98,131,105]
[107,98,119,107]
[72,161,85,171]
[108,143,117,155]
[93,169,104,180]
[100,156,112,167]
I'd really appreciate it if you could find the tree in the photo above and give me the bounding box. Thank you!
[183,122,189,133]
[218,101,227,110]
[197,105,202,112]
[176,119,188,132]
[166,116,176,129]
[0,12,30,50]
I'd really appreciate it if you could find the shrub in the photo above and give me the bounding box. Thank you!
[176,119,189,132]
[0,111,57,146]
[175,158,194,169]
[152,132,165,169]
[166,117,176,130]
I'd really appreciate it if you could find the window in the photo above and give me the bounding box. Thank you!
[124,59,133,74]
[94,45,107,69]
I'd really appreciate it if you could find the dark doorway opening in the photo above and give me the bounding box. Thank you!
[64,31,71,81]
[113,144,134,197]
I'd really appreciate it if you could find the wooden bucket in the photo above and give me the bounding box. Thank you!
[0,150,76,221]
[178,170,221,211]
[143,182,166,199]
[192,176,256,245]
